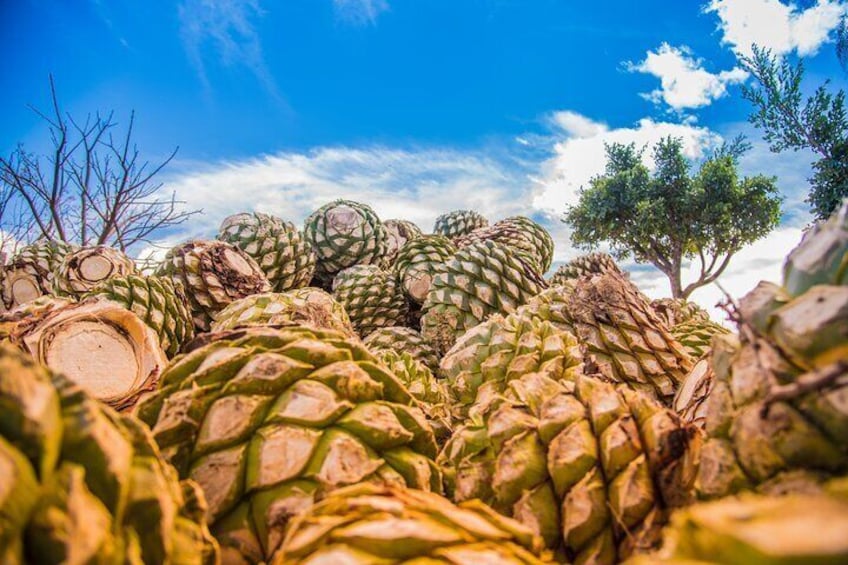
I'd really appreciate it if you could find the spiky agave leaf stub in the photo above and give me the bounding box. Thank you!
[135,325,442,563]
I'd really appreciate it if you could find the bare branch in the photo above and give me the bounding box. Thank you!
[0,79,201,256]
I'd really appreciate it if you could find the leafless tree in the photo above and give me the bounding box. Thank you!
[0,77,200,256]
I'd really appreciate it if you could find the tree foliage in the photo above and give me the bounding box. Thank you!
[564,136,782,299]
[740,45,848,220]
[0,78,199,258]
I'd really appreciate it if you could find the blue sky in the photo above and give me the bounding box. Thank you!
[3,0,848,316]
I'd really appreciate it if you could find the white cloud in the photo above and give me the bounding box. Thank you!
[178,0,282,102]
[705,0,847,58]
[333,0,389,26]
[548,111,608,138]
[627,43,748,110]
[157,146,536,246]
[627,226,804,325]
[532,112,722,218]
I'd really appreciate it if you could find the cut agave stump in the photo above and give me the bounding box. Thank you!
[1,240,76,310]
[0,296,74,343]
[211,288,357,337]
[438,372,699,564]
[155,239,272,332]
[381,218,423,267]
[0,344,218,564]
[11,298,167,411]
[53,245,136,298]
[85,274,195,358]
[135,325,443,564]
[271,483,555,565]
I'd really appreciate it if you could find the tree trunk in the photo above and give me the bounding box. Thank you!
[669,257,683,299]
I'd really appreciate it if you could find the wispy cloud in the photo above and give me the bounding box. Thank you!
[178,0,283,103]
[626,43,748,111]
[158,145,536,244]
[705,0,847,58]
[333,0,390,26]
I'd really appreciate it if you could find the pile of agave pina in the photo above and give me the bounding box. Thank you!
[0,199,846,565]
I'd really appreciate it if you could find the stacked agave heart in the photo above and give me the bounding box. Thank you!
[1,198,845,565]
[695,203,848,499]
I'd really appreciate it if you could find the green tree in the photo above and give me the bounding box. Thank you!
[564,136,782,299]
[740,45,848,220]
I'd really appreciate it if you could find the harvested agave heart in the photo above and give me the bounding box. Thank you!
[8,297,167,411]
[433,209,489,240]
[1,239,76,309]
[304,199,388,286]
[218,211,316,292]
[136,325,443,563]
[155,239,272,332]
[0,343,219,564]
[53,245,136,298]
[438,372,699,563]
